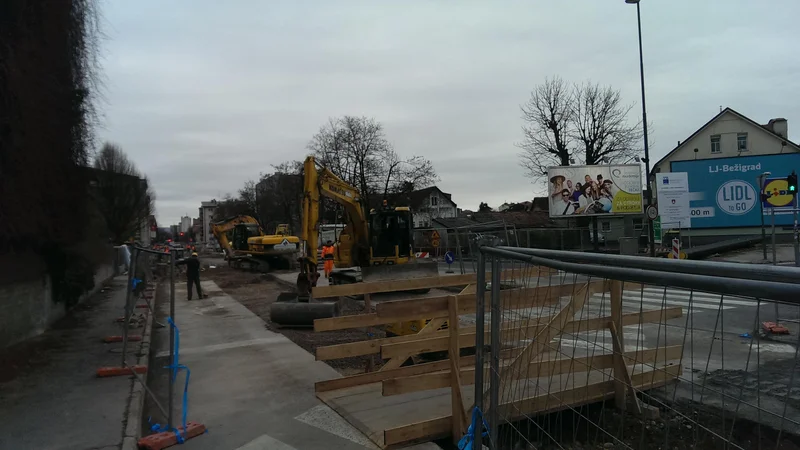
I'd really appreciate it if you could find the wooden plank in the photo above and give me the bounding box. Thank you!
[498,364,681,419]
[313,273,478,299]
[376,280,589,320]
[384,416,451,447]
[315,279,609,332]
[380,305,682,359]
[380,318,447,371]
[489,281,606,406]
[610,322,642,414]
[448,296,466,441]
[312,268,553,298]
[382,364,681,448]
[382,344,683,397]
[610,280,625,409]
[315,357,464,393]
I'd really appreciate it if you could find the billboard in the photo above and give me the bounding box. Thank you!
[547,164,643,217]
[670,154,800,228]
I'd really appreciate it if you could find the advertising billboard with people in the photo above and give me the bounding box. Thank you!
[547,164,643,217]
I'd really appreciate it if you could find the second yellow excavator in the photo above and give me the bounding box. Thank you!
[210,215,300,272]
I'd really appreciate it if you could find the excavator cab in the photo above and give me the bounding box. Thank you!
[369,207,413,260]
[231,223,260,252]
[361,206,439,283]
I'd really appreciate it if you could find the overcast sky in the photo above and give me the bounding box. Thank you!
[97,0,800,225]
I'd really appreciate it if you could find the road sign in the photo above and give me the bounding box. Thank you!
[431,239,440,247]
[444,251,455,265]
[646,204,658,221]
[444,250,455,273]
[671,238,680,259]
[431,230,440,240]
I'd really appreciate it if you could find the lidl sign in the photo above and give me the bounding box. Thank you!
[762,177,796,210]
[671,154,800,228]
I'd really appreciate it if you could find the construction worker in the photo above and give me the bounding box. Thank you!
[176,252,203,301]
[322,240,335,279]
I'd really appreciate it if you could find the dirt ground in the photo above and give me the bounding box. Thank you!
[203,264,386,375]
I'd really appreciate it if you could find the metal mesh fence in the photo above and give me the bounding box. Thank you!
[413,222,648,264]
[473,245,800,450]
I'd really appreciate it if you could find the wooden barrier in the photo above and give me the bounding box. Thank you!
[382,364,682,447]
[311,267,556,299]
[311,273,684,449]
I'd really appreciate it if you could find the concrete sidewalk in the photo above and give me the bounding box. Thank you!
[144,279,438,450]
[0,276,145,450]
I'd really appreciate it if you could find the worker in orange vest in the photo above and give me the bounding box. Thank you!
[322,240,335,279]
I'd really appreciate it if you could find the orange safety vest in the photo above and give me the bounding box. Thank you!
[322,245,335,260]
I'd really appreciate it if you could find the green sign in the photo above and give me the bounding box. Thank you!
[653,216,662,244]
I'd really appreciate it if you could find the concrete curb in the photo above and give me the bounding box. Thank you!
[121,283,157,450]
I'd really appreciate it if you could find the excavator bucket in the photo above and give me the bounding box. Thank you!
[361,260,440,283]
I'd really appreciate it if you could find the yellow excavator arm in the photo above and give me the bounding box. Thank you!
[210,215,262,259]
[301,156,369,267]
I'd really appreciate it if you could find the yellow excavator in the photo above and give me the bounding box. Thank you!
[295,156,438,295]
[270,156,438,328]
[210,215,300,272]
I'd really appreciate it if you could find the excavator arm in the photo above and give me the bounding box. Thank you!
[297,156,370,295]
[210,215,262,259]
[301,156,369,266]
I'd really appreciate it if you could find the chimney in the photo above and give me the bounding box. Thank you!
[767,118,788,139]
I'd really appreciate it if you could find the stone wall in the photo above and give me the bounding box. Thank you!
[0,264,115,349]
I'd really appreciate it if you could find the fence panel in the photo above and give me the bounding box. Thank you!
[475,245,800,450]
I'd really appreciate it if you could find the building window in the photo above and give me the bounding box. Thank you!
[737,133,748,152]
[710,135,721,153]
[430,195,438,206]
[601,221,611,232]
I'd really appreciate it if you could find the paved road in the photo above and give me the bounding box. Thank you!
[0,276,141,450]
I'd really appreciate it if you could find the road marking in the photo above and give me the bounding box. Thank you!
[294,405,379,449]
[154,336,285,358]
[638,289,759,306]
[620,295,734,311]
[235,434,298,450]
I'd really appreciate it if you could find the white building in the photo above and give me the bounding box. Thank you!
[388,186,458,229]
[654,108,795,173]
[199,200,217,244]
[180,216,192,233]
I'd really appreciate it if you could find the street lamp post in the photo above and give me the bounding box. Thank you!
[626,0,655,256]
[757,172,771,260]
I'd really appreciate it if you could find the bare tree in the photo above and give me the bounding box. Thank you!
[571,82,644,166]
[238,180,258,216]
[307,116,437,209]
[517,77,574,179]
[254,161,304,233]
[92,142,153,243]
[518,78,646,181]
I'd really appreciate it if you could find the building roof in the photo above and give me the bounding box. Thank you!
[432,211,555,230]
[652,107,800,173]
[386,185,457,209]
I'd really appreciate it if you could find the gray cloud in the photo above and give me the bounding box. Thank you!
[97,0,800,225]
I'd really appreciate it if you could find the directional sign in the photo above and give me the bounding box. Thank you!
[444,251,455,265]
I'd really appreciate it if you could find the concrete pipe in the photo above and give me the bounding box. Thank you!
[270,300,340,327]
